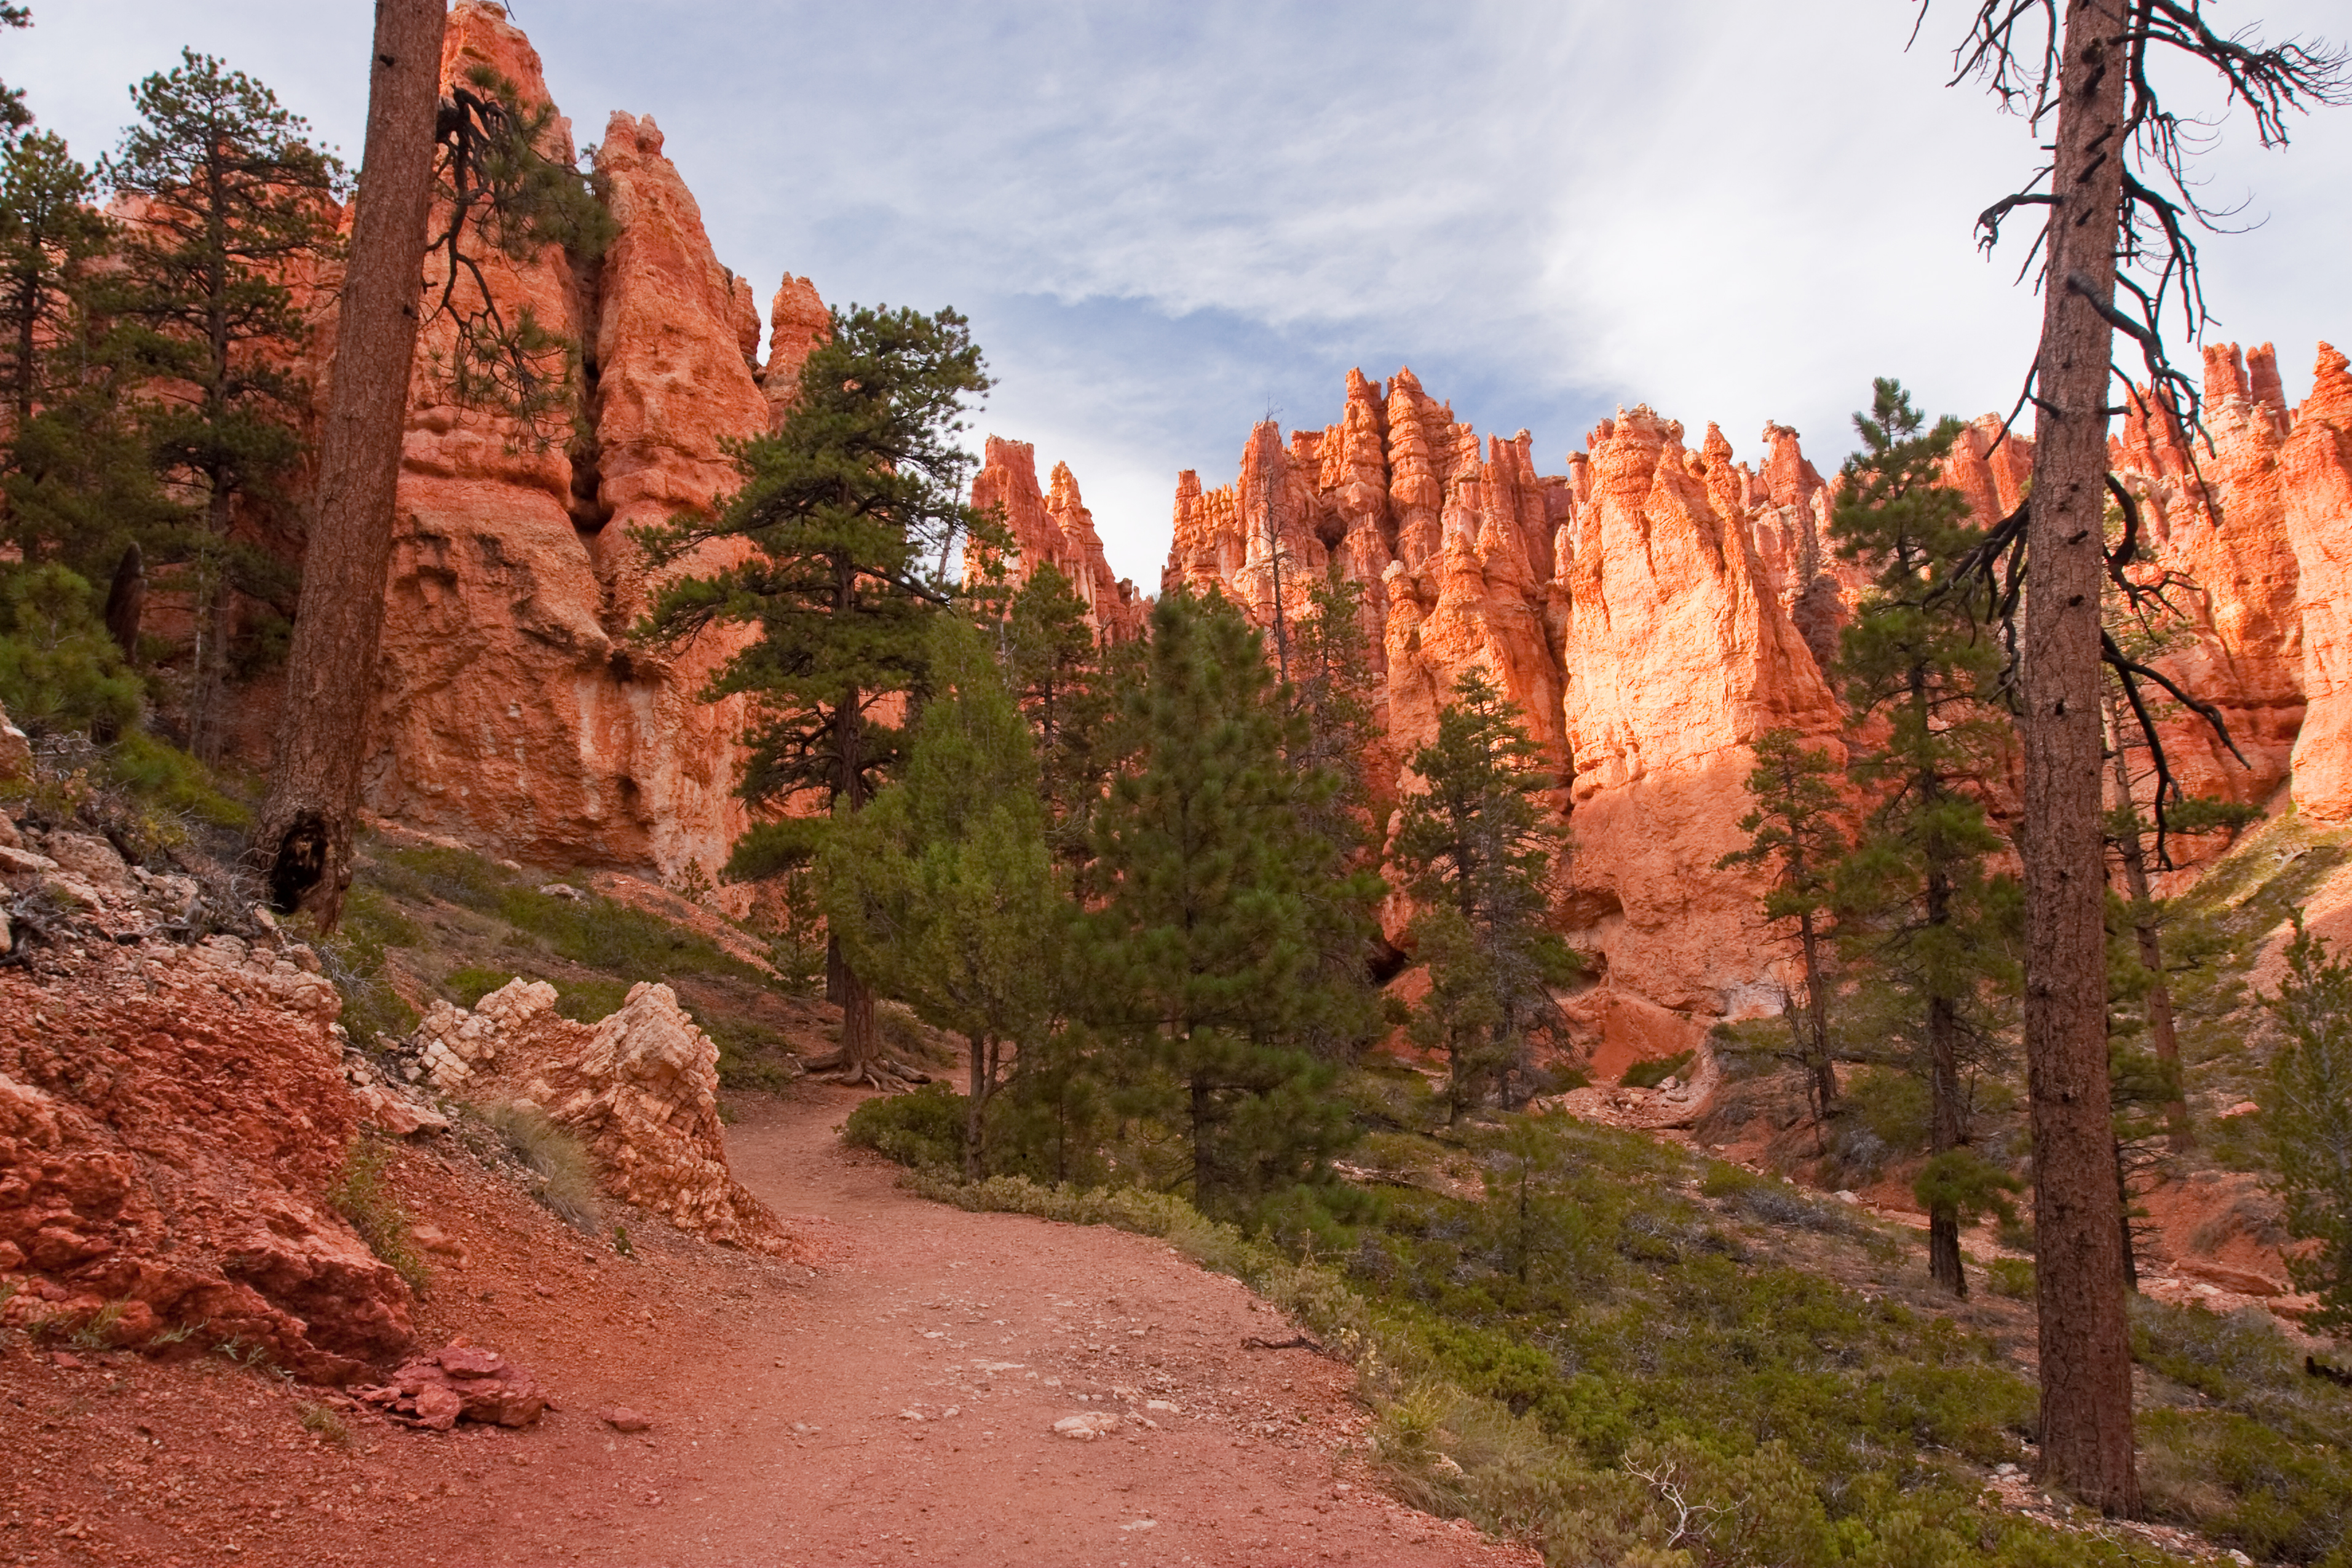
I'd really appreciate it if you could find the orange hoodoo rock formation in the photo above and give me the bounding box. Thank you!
[969,437,1147,641]
[1168,346,2352,1061]
[355,2,826,893]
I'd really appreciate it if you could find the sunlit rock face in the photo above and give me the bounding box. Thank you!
[1163,347,2352,1056]
[968,437,1147,643]
[2282,344,2352,821]
[1163,370,1847,1059]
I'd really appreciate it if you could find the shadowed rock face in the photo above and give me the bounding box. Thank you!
[1164,349,2352,1053]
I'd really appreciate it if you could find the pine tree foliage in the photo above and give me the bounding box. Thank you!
[2261,916,2352,1334]
[1081,585,1354,1211]
[1283,571,1390,1061]
[636,303,995,1083]
[0,5,30,137]
[0,129,173,579]
[1394,668,1574,1120]
[100,50,344,755]
[999,561,1114,864]
[638,304,992,863]
[822,614,1061,1177]
[425,63,615,435]
[1719,727,1849,1135]
[1831,378,2019,1299]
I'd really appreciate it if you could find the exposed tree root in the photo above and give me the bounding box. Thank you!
[798,1050,931,1091]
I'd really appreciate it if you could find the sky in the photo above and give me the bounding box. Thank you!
[9,1,2348,584]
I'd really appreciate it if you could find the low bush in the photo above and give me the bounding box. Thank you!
[0,563,141,739]
[2139,1408,2352,1564]
[842,1083,966,1172]
[475,1103,601,1232]
[327,1137,427,1293]
[1986,1257,2035,1299]
[1620,1049,1695,1089]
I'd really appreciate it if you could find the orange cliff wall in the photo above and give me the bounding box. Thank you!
[355,2,821,889]
[1163,349,2352,1053]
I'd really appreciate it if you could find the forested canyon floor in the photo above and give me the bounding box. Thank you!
[0,1083,1538,1568]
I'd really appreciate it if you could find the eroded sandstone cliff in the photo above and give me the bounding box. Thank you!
[355,2,813,893]
[969,437,1147,641]
[1167,347,2351,1059]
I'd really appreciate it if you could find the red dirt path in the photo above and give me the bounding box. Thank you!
[2,1083,1537,1568]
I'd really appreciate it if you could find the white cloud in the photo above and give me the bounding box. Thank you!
[10,0,2344,582]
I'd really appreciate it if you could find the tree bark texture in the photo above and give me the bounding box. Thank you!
[254,0,446,928]
[2022,0,2140,1516]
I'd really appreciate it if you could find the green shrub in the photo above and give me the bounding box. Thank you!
[1621,1049,1695,1089]
[442,963,521,1009]
[0,563,141,738]
[475,1102,601,1232]
[1845,1066,1932,1153]
[328,1136,428,1292]
[1986,1257,2035,1299]
[378,845,761,988]
[101,729,249,828]
[2140,1408,2352,1564]
[842,1082,966,1171]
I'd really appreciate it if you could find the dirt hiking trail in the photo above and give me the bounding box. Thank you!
[1,1083,1538,1568]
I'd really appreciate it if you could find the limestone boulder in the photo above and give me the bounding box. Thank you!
[411,979,786,1253]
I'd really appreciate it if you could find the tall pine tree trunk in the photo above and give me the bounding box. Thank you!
[1799,909,1837,1146]
[253,0,446,927]
[2105,692,2193,1149]
[2022,0,2139,1515]
[1928,988,1966,1296]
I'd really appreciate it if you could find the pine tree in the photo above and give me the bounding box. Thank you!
[0,5,29,138]
[1393,669,1574,1121]
[637,304,994,1087]
[1000,561,1114,865]
[2261,916,2352,1336]
[251,0,446,925]
[1284,570,1390,1061]
[1830,378,2018,1300]
[823,614,1061,1176]
[258,6,617,926]
[1082,585,1353,1213]
[1934,2,2346,1508]
[1719,727,1848,1141]
[100,50,345,758]
[0,128,172,580]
